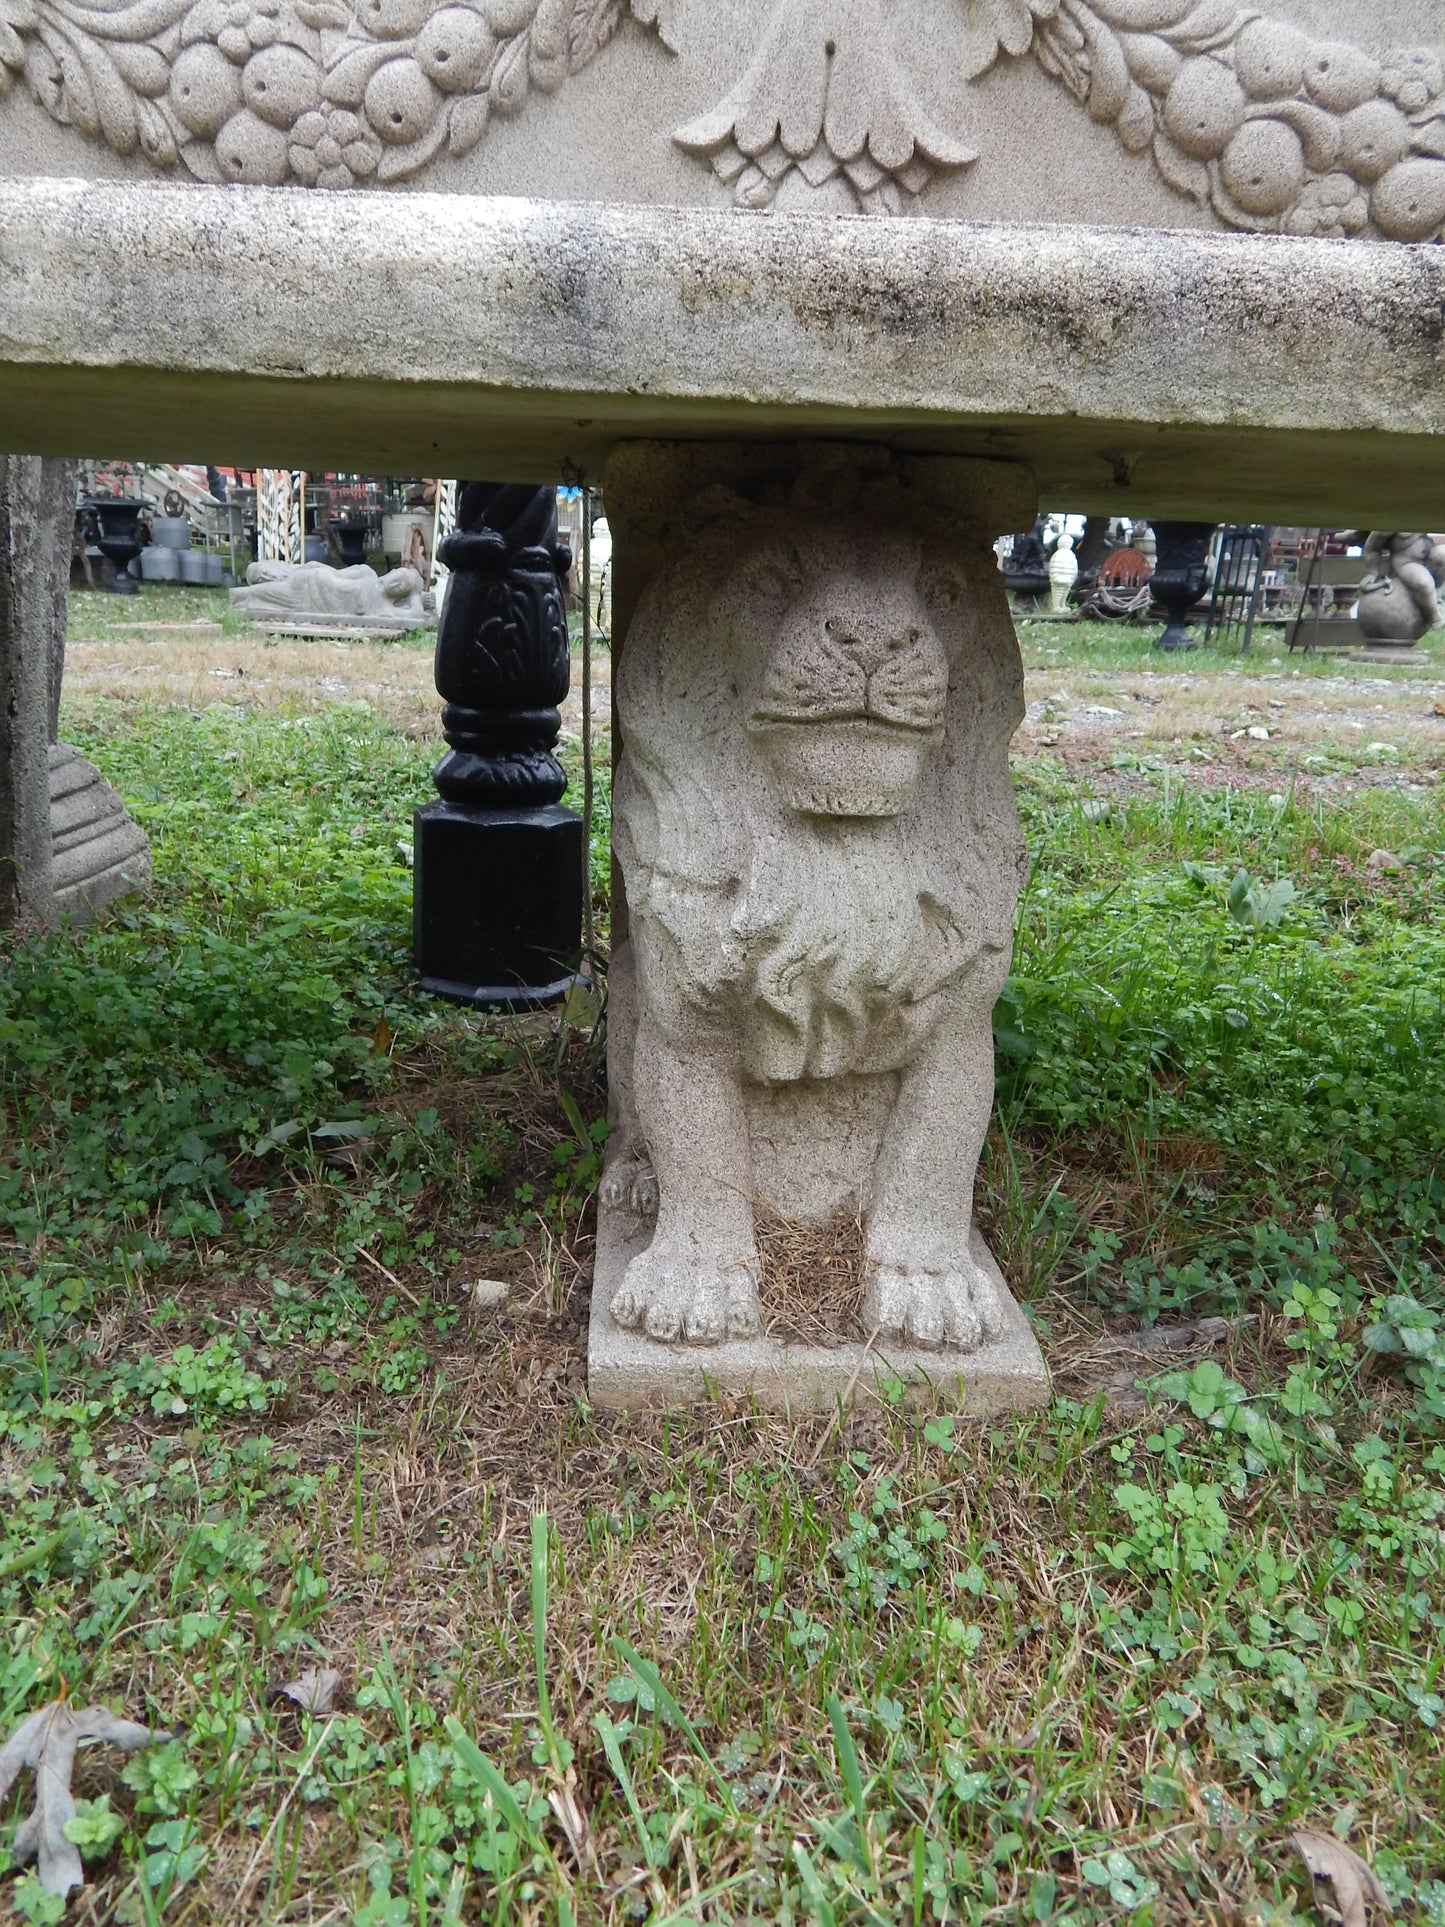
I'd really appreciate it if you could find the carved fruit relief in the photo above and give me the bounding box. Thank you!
[1029,0,1445,238]
[673,0,1445,234]
[0,0,670,187]
[0,0,1441,241]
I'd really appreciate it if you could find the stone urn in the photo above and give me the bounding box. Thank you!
[81,496,145,594]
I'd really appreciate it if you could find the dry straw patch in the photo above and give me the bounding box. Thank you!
[754,1199,868,1345]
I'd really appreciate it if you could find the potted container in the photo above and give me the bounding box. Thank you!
[81,496,145,595]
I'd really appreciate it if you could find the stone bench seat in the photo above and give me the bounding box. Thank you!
[0,180,1441,522]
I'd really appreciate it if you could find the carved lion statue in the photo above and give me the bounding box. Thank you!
[603,451,1029,1352]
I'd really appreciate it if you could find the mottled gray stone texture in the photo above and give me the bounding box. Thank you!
[588,443,1048,1409]
[0,455,68,927]
[49,745,154,925]
[589,1211,1049,1415]
[1,185,1444,525]
[0,0,1439,245]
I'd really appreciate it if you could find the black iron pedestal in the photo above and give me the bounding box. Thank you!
[413,800,582,1006]
[413,484,582,1009]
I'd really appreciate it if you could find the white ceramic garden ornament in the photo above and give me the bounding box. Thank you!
[1048,534,1077,613]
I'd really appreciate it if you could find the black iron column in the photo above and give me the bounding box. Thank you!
[1150,521,1214,651]
[413,483,583,1008]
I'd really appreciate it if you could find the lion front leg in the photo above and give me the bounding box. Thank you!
[597,941,659,1219]
[609,1009,762,1346]
[862,994,1004,1353]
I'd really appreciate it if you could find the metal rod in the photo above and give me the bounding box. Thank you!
[580,487,596,978]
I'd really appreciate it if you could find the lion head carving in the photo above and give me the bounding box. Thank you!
[744,532,948,819]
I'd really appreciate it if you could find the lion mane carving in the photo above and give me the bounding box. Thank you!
[603,448,1030,1352]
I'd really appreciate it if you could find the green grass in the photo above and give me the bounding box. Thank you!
[0,697,1440,1924]
[992,767,1445,1305]
[1016,613,1445,680]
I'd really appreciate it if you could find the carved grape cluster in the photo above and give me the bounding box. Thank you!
[1033,1,1445,242]
[1,0,667,187]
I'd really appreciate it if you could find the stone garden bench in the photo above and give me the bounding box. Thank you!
[1,0,1442,1409]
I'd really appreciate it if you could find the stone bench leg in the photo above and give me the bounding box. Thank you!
[588,441,1049,1415]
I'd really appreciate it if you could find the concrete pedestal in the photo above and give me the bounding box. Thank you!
[50,743,152,922]
[588,1194,1049,1415]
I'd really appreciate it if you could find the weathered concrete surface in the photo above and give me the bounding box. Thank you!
[0,455,68,927]
[49,744,153,925]
[0,182,1442,522]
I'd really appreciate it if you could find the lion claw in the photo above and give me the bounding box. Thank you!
[861,1253,1003,1354]
[599,1153,659,1220]
[611,1242,761,1347]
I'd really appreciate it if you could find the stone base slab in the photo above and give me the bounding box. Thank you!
[1347,647,1429,665]
[588,1204,1050,1416]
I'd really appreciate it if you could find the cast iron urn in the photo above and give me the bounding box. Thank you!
[413,484,583,1007]
[1150,522,1214,652]
[82,495,146,595]
[330,516,369,568]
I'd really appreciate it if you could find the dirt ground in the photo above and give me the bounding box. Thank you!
[63,594,1445,795]
[1015,656,1445,786]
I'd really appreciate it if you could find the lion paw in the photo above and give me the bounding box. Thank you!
[610,1241,761,1346]
[861,1252,1004,1353]
[599,1153,658,1220]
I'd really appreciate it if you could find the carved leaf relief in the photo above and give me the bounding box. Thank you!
[959,0,1060,80]
[674,0,979,214]
[676,0,1445,234]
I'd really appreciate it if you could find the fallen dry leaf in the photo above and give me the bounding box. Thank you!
[0,1701,165,1897]
[1291,1830,1391,1927]
[547,1768,597,1872]
[270,1667,343,1715]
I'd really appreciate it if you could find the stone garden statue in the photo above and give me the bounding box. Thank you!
[1048,534,1077,614]
[591,444,1047,1408]
[230,560,427,625]
[1353,532,1445,645]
